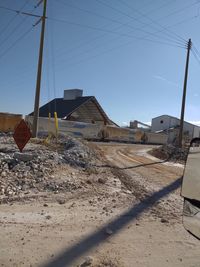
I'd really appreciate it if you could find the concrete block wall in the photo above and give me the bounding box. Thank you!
[25,116,168,145]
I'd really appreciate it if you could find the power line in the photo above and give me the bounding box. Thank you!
[157,0,200,22]
[0,0,30,38]
[92,0,200,51]
[95,0,186,46]
[116,0,187,43]
[54,34,185,75]
[0,5,42,18]
[56,0,186,47]
[52,3,197,62]
[142,0,178,16]
[53,0,178,58]
[191,44,200,67]
[0,5,38,50]
[49,17,186,49]
[191,49,200,66]
[0,26,34,60]
[192,44,200,59]
[55,24,186,67]
[55,15,196,64]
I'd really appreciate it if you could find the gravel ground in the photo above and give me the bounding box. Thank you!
[0,140,200,267]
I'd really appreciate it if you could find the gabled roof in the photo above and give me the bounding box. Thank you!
[29,96,92,118]
[29,96,112,124]
[152,114,200,128]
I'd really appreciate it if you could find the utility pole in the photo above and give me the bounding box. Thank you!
[32,0,47,137]
[178,38,192,148]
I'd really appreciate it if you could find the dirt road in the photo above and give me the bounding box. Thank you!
[1,143,200,267]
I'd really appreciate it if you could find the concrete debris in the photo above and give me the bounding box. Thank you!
[0,135,98,201]
[149,144,188,163]
[80,256,94,267]
[13,152,36,162]
[63,138,96,168]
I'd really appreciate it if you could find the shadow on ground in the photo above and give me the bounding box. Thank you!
[42,177,182,267]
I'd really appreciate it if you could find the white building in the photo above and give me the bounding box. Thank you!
[151,115,200,144]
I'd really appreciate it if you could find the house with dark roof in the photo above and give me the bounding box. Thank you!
[29,89,114,125]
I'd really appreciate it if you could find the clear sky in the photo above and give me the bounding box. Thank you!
[0,0,200,126]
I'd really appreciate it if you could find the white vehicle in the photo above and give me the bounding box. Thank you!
[181,138,200,239]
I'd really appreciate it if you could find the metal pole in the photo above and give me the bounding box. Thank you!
[32,0,47,137]
[178,38,192,148]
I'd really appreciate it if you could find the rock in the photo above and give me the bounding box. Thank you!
[105,227,113,235]
[45,215,52,220]
[80,256,94,267]
[14,152,36,162]
[161,218,169,223]
[1,172,6,177]
[98,177,106,184]
[57,199,66,205]
[86,179,92,184]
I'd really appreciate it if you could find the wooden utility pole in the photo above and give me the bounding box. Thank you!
[32,0,47,138]
[178,38,192,148]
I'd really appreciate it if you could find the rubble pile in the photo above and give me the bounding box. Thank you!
[0,135,98,199]
[149,144,189,163]
[63,138,96,168]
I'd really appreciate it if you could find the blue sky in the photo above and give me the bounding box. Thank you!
[0,0,200,126]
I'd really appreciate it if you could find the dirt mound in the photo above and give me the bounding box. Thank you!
[149,144,188,163]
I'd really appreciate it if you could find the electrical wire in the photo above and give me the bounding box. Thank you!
[52,0,197,58]
[192,44,200,59]
[54,14,196,65]
[54,35,185,74]
[53,0,176,58]
[191,49,200,66]
[142,0,177,16]
[56,0,186,47]
[0,5,37,50]
[0,26,35,60]
[48,17,187,49]
[116,0,187,43]
[157,0,200,22]
[55,29,186,69]
[95,0,187,46]
[0,0,30,38]
[52,4,197,63]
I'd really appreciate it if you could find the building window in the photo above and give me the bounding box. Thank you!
[160,120,164,124]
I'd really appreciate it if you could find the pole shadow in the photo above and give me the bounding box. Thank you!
[42,177,182,267]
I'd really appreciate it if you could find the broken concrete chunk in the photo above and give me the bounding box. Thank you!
[80,256,94,267]
[14,152,36,162]
[105,227,113,235]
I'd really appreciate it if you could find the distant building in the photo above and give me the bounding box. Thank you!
[29,89,114,125]
[129,120,151,132]
[151,115,200,143]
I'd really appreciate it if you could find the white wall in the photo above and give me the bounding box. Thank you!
[193,126,200,138]
[151,115,171,132]
[152,115,199,138]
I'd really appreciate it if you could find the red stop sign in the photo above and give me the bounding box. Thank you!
[13,119,32,152]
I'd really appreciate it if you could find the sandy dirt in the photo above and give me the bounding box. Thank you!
[0,142,200,267]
